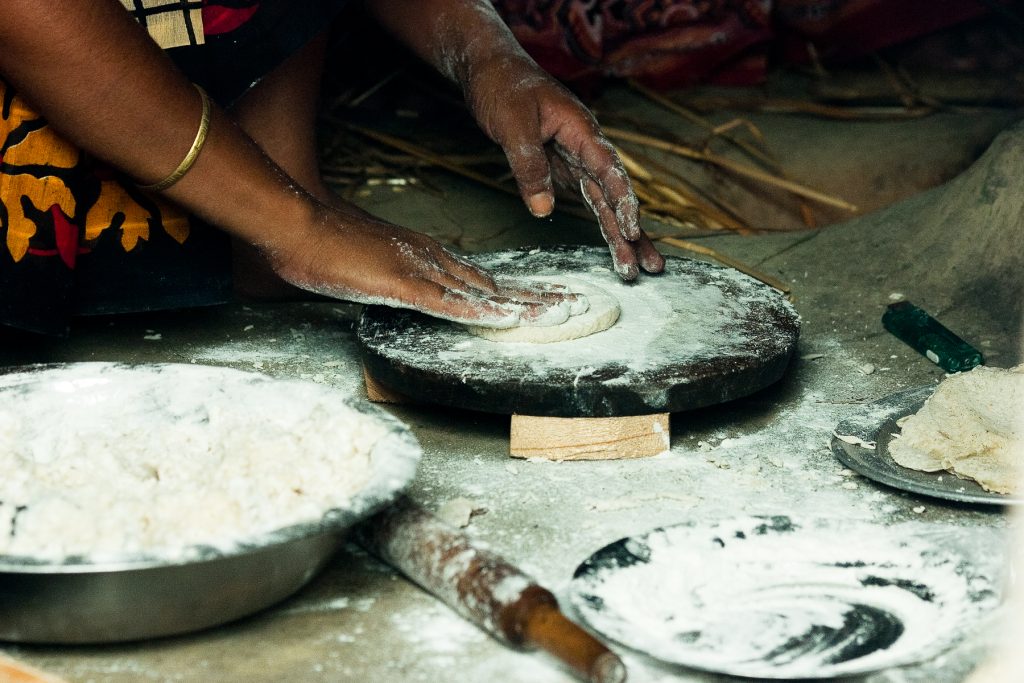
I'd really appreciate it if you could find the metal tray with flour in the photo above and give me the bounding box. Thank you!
[831,386,1023,506]
[0,363,421,644]
[568,516,1004,679]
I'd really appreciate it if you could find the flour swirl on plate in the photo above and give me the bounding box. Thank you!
[569,516,1002,679]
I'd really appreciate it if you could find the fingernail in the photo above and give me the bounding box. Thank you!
[528,193,554,218]
[645,252,667,273]
[616,262,639,281]
[531,299,571,327]
[568,293,590,316]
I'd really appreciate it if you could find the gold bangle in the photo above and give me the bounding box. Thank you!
[140,84,211,192]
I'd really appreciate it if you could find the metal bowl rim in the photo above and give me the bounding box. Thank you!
[0,362,421,574]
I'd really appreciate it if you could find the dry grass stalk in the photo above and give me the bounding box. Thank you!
[603,126,858,212]
[645,213,711,236]
[711,117,766,142]
[627,90,817,226]
[658,237,792,295]
[630,78,815,229]
[325,72,735,238]
[344,123,515,196]
[616,146,751,234]
[625,149,751,227]
[339,122,715,237]
[346,68,405,109]
[629,80,777,169]
[681,95,937,119]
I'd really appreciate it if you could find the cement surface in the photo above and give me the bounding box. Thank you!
[2,89,1021,682]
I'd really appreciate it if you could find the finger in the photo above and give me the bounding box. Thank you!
[441,258,579,309]
[545,147,578,194]
[495,275,572,301]
[557,131,641,241]
[400,277,575,330]
[414,244,586,320]
[402,279,521,328]
[525,282,590,315]
[493,276,589,316]
[635,231,667,274]
[476,292,575,327]
[501,116,556,218]
[519,279,570,294]
[581,178,640,281]
[440,250,500,294]
[515,295,573,327]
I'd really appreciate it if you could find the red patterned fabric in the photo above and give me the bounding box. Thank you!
[202,2,261,35]
[493,1,996,88]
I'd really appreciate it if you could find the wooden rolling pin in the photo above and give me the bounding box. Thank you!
[355,496,626,683]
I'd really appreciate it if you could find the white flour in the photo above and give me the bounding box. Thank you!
[435,253,783,378]
[568,516,1003,679]
[0,363,415,563]
[360,247,799,416]
[465,275,619,343]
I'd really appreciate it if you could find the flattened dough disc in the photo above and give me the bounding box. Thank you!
[357,246,800,418]
[465,276,620,344]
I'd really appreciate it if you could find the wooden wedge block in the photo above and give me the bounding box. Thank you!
[363,367,410,404]
[510,413,670,461]
[0,653,69,683]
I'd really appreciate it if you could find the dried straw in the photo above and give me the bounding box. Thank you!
[603,126,858,212]
[658,237,792,296]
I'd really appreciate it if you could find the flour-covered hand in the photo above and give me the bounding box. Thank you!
[364,0,663,280]
[270,204,577,327]
[464,53,665,280]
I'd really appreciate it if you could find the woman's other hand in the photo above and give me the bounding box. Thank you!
[464,52,665,280]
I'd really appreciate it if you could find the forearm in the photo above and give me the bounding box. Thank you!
[0,0,588,324]
[0,0,314,255]
[365,0,529,88]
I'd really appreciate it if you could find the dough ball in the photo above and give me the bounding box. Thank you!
[466,276,620,344]
[889,364,1024,494]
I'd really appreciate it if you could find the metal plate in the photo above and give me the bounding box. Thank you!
[358,246,800,417]
[0,363,421,644]
[830,386,1023,506]
[568,516,1004,679]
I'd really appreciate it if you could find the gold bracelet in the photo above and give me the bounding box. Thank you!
[140,84,211,192]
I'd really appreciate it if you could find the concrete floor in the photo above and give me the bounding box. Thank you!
[3,88,1021,682]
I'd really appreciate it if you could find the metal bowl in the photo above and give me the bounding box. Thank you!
[0,363,421,644]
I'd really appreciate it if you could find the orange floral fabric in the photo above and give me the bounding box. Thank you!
[0,81,191,268]
[0,79,205,334]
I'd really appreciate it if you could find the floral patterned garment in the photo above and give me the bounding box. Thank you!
[0,1,350,334]
[492,0,995,88]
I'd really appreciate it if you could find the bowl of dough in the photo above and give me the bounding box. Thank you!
[0,362,421,644]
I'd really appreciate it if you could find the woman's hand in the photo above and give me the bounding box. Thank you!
[0,0,577,327]
[463,52,665,280]
[367,0,665,281]
[271,203,579,328]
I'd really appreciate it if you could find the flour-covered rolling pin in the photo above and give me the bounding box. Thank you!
[355,496,626,683]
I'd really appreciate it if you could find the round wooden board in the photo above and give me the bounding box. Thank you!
[357,246,800,418]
